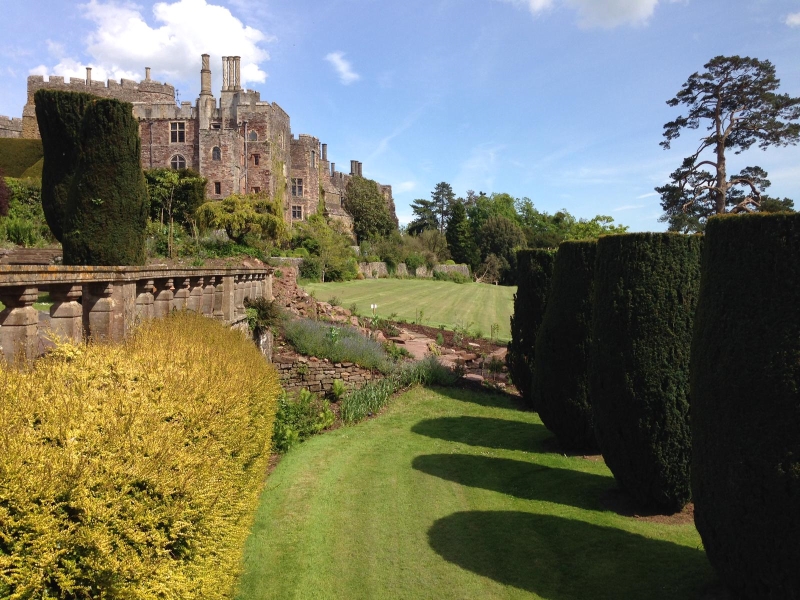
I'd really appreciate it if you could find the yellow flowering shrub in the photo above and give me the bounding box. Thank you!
[0,311,281,599]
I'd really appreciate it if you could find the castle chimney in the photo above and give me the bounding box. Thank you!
[357,162,363,177]
[86,67,92,85]
[350,160,356,175]
[222,56,229,91]
[145,67,151,81]
[233,56,241,90]
[200,54,211,96]
[322,144,328,161]
[330,162,335,176]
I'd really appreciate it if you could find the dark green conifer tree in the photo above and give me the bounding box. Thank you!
[445,200,479,269]
[34,89,96,242]
[62,98,148,265]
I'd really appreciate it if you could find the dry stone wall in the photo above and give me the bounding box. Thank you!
[273,352,380,394]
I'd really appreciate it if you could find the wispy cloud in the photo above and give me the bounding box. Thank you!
[395,181,417,193]
[787,12,800,27]
[368,105,428,161]
[325,51,360,85]
[636,191,659,199]
[498,0,665,28]
[453,143,505,193]
[613,204,645,212]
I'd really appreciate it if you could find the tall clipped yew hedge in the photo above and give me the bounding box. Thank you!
[34,89,96,242]
[62,98,148,265]
[533,240,597,452]
[506,249,555,408]
[590,233,701,513]
[691,213,800,599]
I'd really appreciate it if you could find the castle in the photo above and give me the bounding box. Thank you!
[0,54,397,231]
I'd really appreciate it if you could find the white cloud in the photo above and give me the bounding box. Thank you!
[636,191,659,199]
[453,143,505,193]
[325,51,360,85]
[31,0,270,93]
[500,0,663,28]
[787,12,800,27]
[613,204,645,211]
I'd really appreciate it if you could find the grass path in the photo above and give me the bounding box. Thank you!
[236,388,715,599]
[301,279,516,342]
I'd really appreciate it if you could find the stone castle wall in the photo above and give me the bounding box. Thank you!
[273,353,381,394]
[0,115,23,138]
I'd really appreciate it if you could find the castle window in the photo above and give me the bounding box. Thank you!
[249,131,258,141]
[292,205,303,220]
[311,151,316,168]
[214,182,221,195]
[252,154,260,166]
[252,187,261,194]
[211,122,221,130]
[212,146,221,161]
[170,154,186,170]
[292,178,303,197]
[170,122,185,143]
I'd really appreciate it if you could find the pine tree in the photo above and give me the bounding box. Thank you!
[445,200,479,268]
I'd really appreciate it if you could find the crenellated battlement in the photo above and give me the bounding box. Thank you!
[0,115,23,138]
[26,74,176,102]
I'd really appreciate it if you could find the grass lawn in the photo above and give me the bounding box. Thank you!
[301,279,516,342]
[237,387,716,600]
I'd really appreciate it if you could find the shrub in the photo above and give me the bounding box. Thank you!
[506,249,555,408]
[245,296,285,337]
[590,233,701,513]
[433,270,470,284]
[0,138,44,178]
[0,311,281,598]
[283,318,391,372]
[62,98,148,265]
[0,170,9,217]
[34,90,96,242]
[533,240,598,452]
[272,389,335,453]
[300,256,322,280]
[196,193,286,245]
[691,213,800,598]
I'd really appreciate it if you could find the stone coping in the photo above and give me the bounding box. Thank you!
[0,265,268,288]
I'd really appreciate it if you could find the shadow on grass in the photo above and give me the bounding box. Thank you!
[430,384,528,411]
[411,416,546,453]
[428,511,715,599]
[413,454,613,512]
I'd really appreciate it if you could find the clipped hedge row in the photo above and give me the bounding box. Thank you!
[590,233,701,513]
[691,213,800,599]
[0,138,43,178]
[506,249,555,408]
[533,240,598,452]
[0,312,281,599]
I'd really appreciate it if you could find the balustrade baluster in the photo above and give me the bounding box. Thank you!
[49,284,83,344]
[0,285,39,361]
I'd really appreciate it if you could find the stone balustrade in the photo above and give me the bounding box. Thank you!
[0,265,272,361]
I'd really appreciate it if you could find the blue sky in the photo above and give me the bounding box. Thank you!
[2,0,799,230]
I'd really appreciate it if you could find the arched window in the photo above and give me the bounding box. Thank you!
[249,130,258,141]
[170,154,186,170]
[212,146,221,161]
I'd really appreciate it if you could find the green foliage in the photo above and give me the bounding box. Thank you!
[293,214,358,282]
[35,89,96,242]
[532,240,598,452]
[197,192,286,245]
[282,318,391,372]
[407,198,439,235]
[0,138,43,178]
[339,356,461,424]
[20,157,43,179]
[62,98,148,265]
[145,167,207,225]
[272,390,335,453]
[343,175,396,242]
[244,297,285,337]
[432,269,470,284]
[506,249,555,408]
[659,56,800,229]
[479,216,526,285]
[446,199,480,268]
[590,233,701,513]
[0,177,53,247]
[330,379,347,402]
[0,171,8,217]
[0,311,281,598]
[691,213,800,598]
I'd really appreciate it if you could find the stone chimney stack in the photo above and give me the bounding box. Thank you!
[350,160,357,175]
[330,162,335,176]
[357,162,363,177]
[222,56,230,91]
[200,54,212,96]
[321,144,328,161]
[86,67,92,85]
[233,56,241,90]
[145,67,151,81]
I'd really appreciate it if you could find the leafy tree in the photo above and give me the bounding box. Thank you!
[658,55,800,230]
[294,214,358,282]
[467,192,520,237]
[431,182,455,233]
[34,89,96,242]
[196,193,286,245]
[343,175,395,243]
[145,168,207,257]
[62,98,149,266]
[478,215,526,285]
[445,199,479,268]
[407,198,439,235]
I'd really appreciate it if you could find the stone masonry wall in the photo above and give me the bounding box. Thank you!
[273,353,380,394]
[0,116,23,138]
